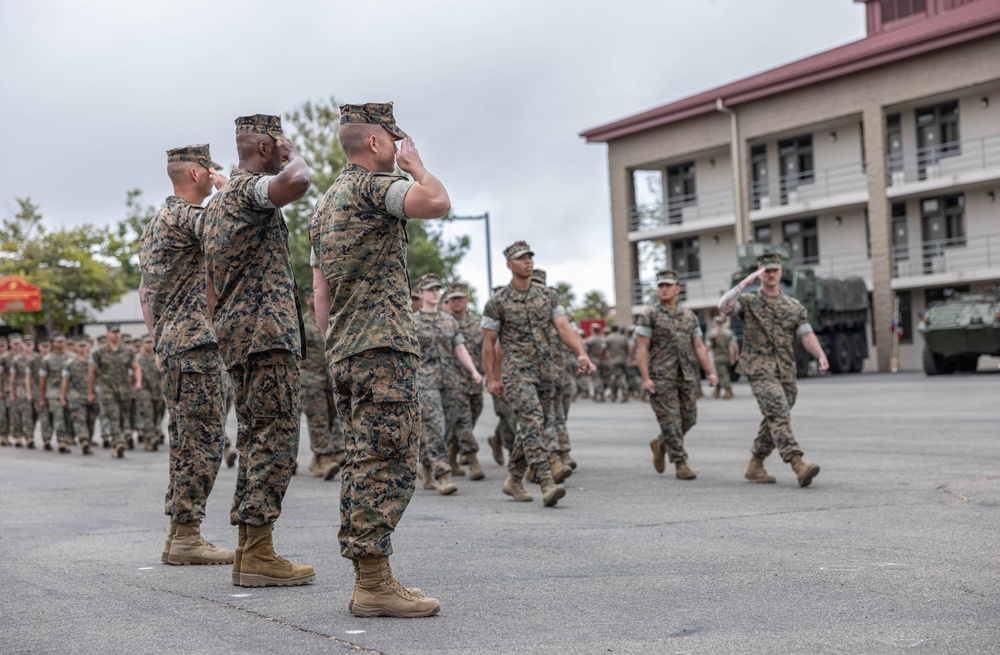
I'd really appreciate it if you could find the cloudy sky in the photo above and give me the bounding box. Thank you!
[0,0,865,310]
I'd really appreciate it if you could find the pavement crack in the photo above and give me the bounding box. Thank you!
[936,483,969,503]
[151,586,388,654]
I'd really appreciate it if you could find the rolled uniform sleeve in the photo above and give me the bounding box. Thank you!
[481,316,501,332]
[634,309,653,338]
[385,180,414,220]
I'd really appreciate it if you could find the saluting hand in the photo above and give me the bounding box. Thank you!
[208,169,229,191]
[276,137,300,163]
[395,138,424,175]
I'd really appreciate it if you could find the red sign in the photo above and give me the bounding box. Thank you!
[0,275,42,312]
[579,319,606,338]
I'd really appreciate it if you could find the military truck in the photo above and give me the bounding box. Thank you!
[727,243,870,377]
[918,291,1000,375]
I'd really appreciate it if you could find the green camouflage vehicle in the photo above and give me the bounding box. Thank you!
[918,291,1000,375]
[729,243,870,377]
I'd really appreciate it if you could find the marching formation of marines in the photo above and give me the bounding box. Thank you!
[1,102,834,623]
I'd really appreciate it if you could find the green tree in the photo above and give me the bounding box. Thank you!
[0,198,128,332]
[281,96,469,297]
[107,188,157,289]
[551,281,575,311]
[573,290,610,322]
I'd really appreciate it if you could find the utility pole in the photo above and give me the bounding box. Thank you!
[450,212,493,296]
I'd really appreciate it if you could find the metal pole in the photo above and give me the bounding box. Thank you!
[484,211,493,296]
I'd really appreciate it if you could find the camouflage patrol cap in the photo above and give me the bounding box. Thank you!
[339,102,407,140]
[166,144,221,171]
[417,273,443,291]
[22,334,34,343]
[504,240,534,261]
[52,332,66,342]
[9,333,22,344]
[106,323,121,333]
[656,269,679,286]
[445,283,469,301]
[304,286,315,298]
[757,252,782,270]
[122,333,133,343]
[96,335,107,344]
[410,288,420,300]
[0,336,7,346]
[713,315,725,324]
[141,334,152,343]
[235,114,284,140]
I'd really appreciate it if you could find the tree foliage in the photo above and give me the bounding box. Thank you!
[0,198,128,332]
[108,189,158,290]
[573,289,610,322]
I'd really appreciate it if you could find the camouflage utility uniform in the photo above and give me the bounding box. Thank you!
[63,355,98,447]
[134,351,165,447]
[636,303,702,464]
[605,329,629,402]
[735,292,811,462]
[414,308,465,480]
[447,311,484,459]
[299,311,344,459]
[706,324,736,396]
[310,162,419,559]
[204,168,305,527]
[39,347,74,448]
[90,344,135,450]
[584,333,607,400]
[10,348,36,445]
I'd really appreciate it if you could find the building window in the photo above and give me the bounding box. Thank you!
[896,291,913,345]
[670,237,701,279]
[778,135,813,204]
[921,195,966,246]
[782,217,819,265]
[750,145,768,210]
[892,203,909,273]
[754,225,773,245]
[886,113,903,177]
[881,0,926,22]
[666,162,696,225]
[916,100,960,179]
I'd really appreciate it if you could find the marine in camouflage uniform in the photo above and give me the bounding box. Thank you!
[140,143,234,566]
[300,288,344,481]
[584,329,607,401]
[203,120,314,585]
[604,327,630,403]
[61,338,99,454]
[636,269,718,480]
[133,335,166,451]
[311,102,444,617]
[9,335,37,448]
[90,325,141,458]
[482,241,594,507]
[0,336,9,446]
[706,316,737,399]
[718,252,828,487]
[412,273,482,494]
[443,282,486,480]
[39,334,75,451]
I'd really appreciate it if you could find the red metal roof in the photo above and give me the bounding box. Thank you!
[581,2,1000,143]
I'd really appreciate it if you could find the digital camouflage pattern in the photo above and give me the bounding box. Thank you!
[135,352,165,444]
[331,348,420,559]
[604,330,629,401]
[300,312,338,456]
[309,163,417,363]
[166,144,220,170]
[91,345,136,447]
[447,310,484,455]
[138,195,219,359]
[736,290,810,462]
[234,114,283,139]
[229,350,300,526]
[482,283,566,477]
[339,102,407,140]
[202,169,305,369]
[584,334,607,397]
[10,351,35,441]
[63,356,98,444]
[706,325,736,393]
[736,292,809,383]
[636,303,703,463]
[419,387,456,479]
[414,309,464,477]
[162,345,226,524]
[0,347,9,438]
[39,349,74,444]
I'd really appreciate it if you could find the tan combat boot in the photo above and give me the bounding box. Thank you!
[348,558,424,612]
[0,435,10,447]
[144,438,157,452]
[649,439,666,474]
[789,455,820,487]
[487,434,504,465]
[744,456,776,483]
[539,474,566,507]
[167,520,235,566]
[237,524,315,587]
[161,522,177,563]
[466,452,485,480]
[331,450,347,466]
[416,463,437,490]
[437,472,458,496]
[560,451,577,470]
[308,453,323,477]
[675,461,697,480]
[502,473,533,502]
[549,454,572,484]
[351,557,440,618]
[232,523,247,585]
[447,442,465,476]
[81,440,93,455]
[712,387,720,398]
[723,389,733,400]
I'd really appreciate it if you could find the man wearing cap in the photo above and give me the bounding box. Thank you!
[61,337,98,455]
[584,326,608,401]
[482,241,595,507]
[605,326,630,403]
[90,324,142,458]
[718,252,828,486]
[636,269,718,480]
[0,336,9,446]
[311,102,449,618]
[444,281,487,479]
[299,287,344,481]
[133,335,165,452]
[9,334,36,448]
[38,333,74,452]
[202,116,314,586]
[706,316,738,400]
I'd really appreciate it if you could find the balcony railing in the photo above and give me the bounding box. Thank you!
[891,232,1000,278]
[750,160,867,210]
[886,132,1000,187]
[628,186,734,232]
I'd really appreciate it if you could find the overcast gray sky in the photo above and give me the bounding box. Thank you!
[0,0,865,310]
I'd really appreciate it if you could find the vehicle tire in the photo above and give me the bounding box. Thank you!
[922,346,950,376]
[958,355,980,372]
[848,331,866,373]
[829,333,852,374]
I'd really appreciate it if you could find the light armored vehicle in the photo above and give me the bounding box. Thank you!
[918,292,1000,375]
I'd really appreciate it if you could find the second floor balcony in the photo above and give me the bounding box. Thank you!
[628,186,735,238]
[750,160,868,221]
[891,232,1000,287]
[887,132,1000,197]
